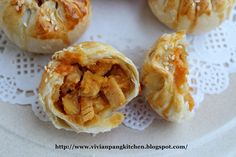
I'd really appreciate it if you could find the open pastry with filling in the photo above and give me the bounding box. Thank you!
[141,32,195,122]
[39,42,139,133]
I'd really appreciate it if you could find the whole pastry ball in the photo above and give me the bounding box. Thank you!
[141,32,195,122]
[0,0,91,53]
[148,0,235,34]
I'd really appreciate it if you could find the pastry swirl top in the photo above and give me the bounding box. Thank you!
[148,0,236,34]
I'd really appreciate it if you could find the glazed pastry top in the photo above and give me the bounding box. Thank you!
[148,0,236,33]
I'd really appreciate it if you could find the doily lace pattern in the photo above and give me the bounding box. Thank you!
[0,5,236,130]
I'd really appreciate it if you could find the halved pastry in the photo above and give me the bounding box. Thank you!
[39,42,139,133]
[148,0,236,34]
[141,32,195,122]
[0,0,91,53]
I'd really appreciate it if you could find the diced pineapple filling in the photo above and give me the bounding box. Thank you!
[55,59,133,125]
[60,66,82,96]
[87,59,113,75]
[62,94,80,115]
[108,65,133,94]
[102,76,126,108]
[80,97,95,122]
[92,96,107,113]
[80,71,104,97]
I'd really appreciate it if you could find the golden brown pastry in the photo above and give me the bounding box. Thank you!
[39,42,140,133]
[148,0,236,34]
[141,32,195,122]
[0,0,91,53]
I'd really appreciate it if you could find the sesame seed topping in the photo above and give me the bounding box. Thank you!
[171,55,175,60]
[23,22,27,27]
[163,62,169,66]
[45,17,51,22]
[164,44,168,50]
[16,6,20,11]
[54,26,59,31]
[197,6,200,10]
[177,45,183,49]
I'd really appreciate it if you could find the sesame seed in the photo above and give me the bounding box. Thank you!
[163,62,169,66]
[23,22,27,27]
[164,44,168,50]
[54,26,58,31]
[171,55,175,60]
[45,17,51,22]
[67,47,75,51]
[177,45,183,49]
[50,13,56,23]
[197,6,200,10]
[16,6,20,11]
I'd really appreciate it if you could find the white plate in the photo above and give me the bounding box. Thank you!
[0,0,236,156]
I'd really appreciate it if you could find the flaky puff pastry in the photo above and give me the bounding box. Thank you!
[0,0,91,53]
[39,42,139,134]
[141,32,195,122]
[148,0,235,34]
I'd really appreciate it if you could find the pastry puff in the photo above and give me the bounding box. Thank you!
[39,42,140,134]
[141,32,195,122]
[0,0,91,53]
[148,0,236,34]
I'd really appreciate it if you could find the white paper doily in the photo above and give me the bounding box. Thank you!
[0,1,236,131]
